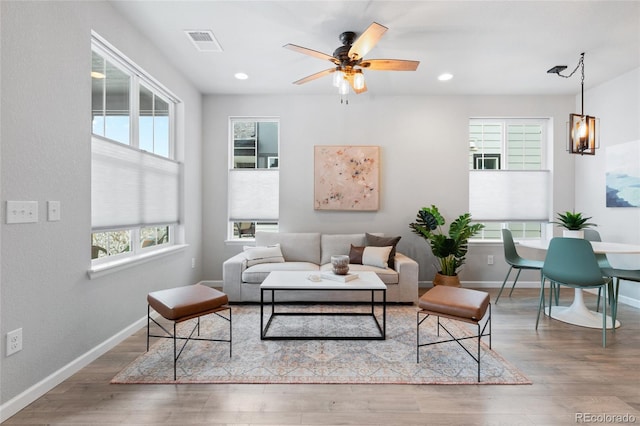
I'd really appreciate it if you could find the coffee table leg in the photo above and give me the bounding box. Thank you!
[383,289,386,339]
[271,289,275,316]
[260,289,264,339]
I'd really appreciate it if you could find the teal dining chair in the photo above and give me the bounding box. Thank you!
[584,229,612,269]
[584,229,615,314]
[600,267,640,329]
[495,229,544,303]
[536,237,614,347]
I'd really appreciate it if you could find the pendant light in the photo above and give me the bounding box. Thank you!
[547,52,599,155]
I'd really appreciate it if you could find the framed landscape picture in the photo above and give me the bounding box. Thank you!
[606,140,640,207]
[314,145,380,211]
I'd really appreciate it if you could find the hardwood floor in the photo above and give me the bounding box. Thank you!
[4,288,640,425]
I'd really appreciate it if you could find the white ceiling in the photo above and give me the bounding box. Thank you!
[110,1,640,97]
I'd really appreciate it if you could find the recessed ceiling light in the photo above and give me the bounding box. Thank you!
[234,72,249,80]
[438,73,453,81]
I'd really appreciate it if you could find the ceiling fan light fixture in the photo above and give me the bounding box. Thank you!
[284,22,419,100]
[354,71,365,90]
[338,78,350,95]
[234,72,249,80]
[332,70,343,87]
[438,73,453,81]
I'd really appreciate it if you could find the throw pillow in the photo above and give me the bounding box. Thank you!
[365,233,401,268]
[348,245,393,269]
[348,244,365,264]
[243,244,285,267]
[362,246,393,269]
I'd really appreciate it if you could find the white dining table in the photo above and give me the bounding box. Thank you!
[519,239,640,329]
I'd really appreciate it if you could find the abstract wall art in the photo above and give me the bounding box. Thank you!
[314,145,380,211]
[606,140,640,207]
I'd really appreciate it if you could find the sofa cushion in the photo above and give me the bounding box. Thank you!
[320,233,367,265]
[255,232,321,264]
[365,233,401,268]
[243,244,285,267]
[242,262,320,284]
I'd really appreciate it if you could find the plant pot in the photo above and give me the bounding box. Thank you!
[563,230,584,239]
[433,272,461,287]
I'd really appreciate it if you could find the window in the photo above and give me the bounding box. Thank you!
[91,33,181,263]
[228,118,279,240]
[469,119,550,240]
[91,51,130,144]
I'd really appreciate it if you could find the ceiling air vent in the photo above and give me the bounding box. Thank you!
[185,30,223,52]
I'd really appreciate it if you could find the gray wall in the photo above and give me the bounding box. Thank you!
[1,1,203,410]
[575,68,640,304]
[202,94,576,284]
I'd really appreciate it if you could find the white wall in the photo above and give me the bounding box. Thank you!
[0,1,203,415]
[575,67,640,303]
[202,94,575,285]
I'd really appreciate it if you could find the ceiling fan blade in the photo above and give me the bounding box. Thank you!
[292,68,336,85]
[360,59,420,71]
[283,43,338,64]
[346,73,368,94]
[348,22,388,60]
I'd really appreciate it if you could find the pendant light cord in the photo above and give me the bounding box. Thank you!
[554,52,585,115]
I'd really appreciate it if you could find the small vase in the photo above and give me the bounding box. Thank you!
[563,230,584,239]
[331,255,350,275]
[433,272,461,287]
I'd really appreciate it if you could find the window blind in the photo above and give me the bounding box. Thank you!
[469,170,550,221]
[228,169,279,222]
[92,137,180,230]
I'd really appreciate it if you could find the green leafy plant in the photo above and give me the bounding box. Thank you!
[552,211,597,230]
[409,205,484,276]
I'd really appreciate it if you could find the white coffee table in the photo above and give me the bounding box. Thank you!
[260,271,387,340]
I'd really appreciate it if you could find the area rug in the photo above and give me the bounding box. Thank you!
[111,304,531,385]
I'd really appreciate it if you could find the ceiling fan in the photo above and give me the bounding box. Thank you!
[284,22,420,97]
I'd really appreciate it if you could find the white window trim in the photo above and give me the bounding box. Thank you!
[88,244,188,279]
[90,32,184,268]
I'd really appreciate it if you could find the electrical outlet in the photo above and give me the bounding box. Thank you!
[191,258,196,269]
[487,255,494,265]
[7,328,22,356]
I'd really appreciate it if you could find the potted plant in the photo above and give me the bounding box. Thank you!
[409,205,484,287]
[552,211,597,238]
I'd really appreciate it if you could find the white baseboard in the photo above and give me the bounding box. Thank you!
[419,280,542,289]
[200,279,222,288]
[419,281,640,309]
[0,314,150,423]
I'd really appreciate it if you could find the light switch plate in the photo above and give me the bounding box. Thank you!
[48,201,61,221]
[6,201,38,224]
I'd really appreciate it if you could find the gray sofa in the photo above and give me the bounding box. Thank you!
[222,232,419,303]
